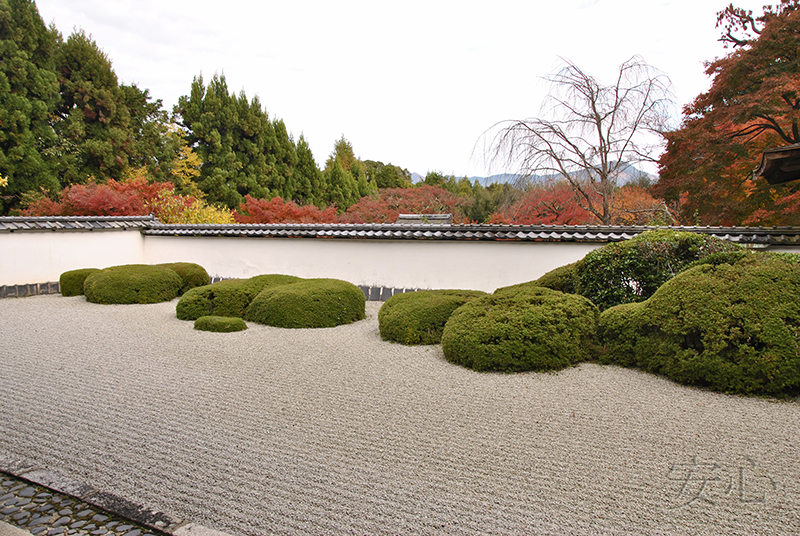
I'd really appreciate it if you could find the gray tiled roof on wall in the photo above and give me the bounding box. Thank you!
[0,215,157,232]
[1,215,800,246]
[141,222,800,246]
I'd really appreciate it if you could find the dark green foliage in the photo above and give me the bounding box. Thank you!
[0,0,61,213]
[600,256,800,397]
[83,264,182,304]
[157,262,210,294]
[441,287,599,373]
[577,230,742,310]
[59,268,100,296]
[245,278,366,328]
[378,289,488,345]
[175,274,302,320]
[193,315,247,333]
[175,74,288,208]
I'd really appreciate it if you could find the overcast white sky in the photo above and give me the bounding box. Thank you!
[35,0,765,178]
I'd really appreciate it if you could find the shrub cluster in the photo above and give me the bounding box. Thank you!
[194,315,248,333]
[577,230,742,310]
[378,289,487,345]
[599,253,800,397]
[59,268,100,296]
[176,274,302,320]
[441,287,599,373]
[62,262,208,303]
[157,262,210,294]
[245,278,365,328]
[83,264,183,304]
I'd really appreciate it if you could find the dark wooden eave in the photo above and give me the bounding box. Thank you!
[754,143,800,185]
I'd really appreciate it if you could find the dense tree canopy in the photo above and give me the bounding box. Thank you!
[656,1,800,225]
[0,0,60,212]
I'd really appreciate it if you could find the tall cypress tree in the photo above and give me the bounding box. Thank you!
[295,134,325,206]
[0,0,60,213]
[176,73,290,208]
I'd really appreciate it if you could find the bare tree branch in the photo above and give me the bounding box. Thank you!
[483,56,675,224]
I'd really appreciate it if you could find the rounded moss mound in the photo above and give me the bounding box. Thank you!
[601,255,800,397]
[176,274,303,320]
[378,289,487,345]
[245,278,365,328]
[577,230,741,310]
[194,315,247,333]
[157,262,210,294]
[441,287,599,373]
[83,264,183,304]
[59,268,100,297]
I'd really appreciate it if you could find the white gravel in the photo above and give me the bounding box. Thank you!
[0,295,798,536]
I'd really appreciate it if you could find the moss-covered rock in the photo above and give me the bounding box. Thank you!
[600,255,800,397]
[378,289,488,345]
[245,278,365,328]
[157,262,210,294]
[194,315,248,333]
[59,268,100,297]
[83,264,183,304]
[577,230,742,310]
[176,274,303,320]
[442,287,599,373]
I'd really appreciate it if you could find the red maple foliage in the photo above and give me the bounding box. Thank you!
[233,195,338,224]
[338,185,470,223]
[23,178,173,217]
[487,182,598,225]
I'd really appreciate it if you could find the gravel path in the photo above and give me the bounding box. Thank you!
[1,295,798,536]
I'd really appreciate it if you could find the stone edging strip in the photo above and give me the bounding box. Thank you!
[0,281,418,302]
[0,456,232,536]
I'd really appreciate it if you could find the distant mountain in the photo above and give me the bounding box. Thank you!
[469,163,657,187]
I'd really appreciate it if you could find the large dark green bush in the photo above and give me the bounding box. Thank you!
[577,230,742,310]
[245,278,365,328]
[176,274,303,320]
[600,255,800,397]
[157,262,210,294]
[194,315,248,333]
[59,268,100,297]
[83,264,183,304]
[378,289,487,345]
[441,287,599,373]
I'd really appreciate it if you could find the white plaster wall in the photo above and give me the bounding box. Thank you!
[143,236,602,292]
[0,231,145,285]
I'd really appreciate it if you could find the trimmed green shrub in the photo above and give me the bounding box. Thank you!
[597,301,644,367]
[378,289,488,345]
[601,256,800,397]
[176,274,303,320]
[84,264,183,304]
[59,268,100,297]
[531,261,581,294]
[157,262,210,294]
[494,261,581,297]
[194,315,248,333]
[245,278,366,328]
[577,230,742,310]
[441,287,600,373]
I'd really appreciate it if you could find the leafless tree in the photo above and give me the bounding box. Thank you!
[485,56,675,225]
